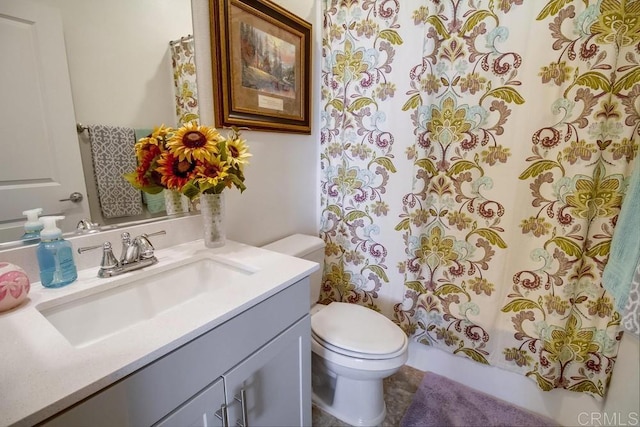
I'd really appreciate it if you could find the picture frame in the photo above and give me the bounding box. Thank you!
[209,0,312,134]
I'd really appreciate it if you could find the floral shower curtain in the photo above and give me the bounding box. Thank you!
[170,36,200,126]
[320,0,638,398]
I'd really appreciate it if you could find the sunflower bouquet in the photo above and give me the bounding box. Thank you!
[124,122,251,199]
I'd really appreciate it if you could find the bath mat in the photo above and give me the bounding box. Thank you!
[400,371,558,427]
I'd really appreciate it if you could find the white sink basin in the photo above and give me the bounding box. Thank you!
[37,256,256,348]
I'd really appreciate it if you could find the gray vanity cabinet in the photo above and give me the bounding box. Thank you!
[222,318,309,427]
[157,318,310,427]
[155,378,225,427]
[43,280,311,427]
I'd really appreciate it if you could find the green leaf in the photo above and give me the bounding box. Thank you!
[551,236,583,257]
[519,160,558,180]
[526,371,554,391]
[536,0,571,20]
[434,284,466,296]
[402,93,422,111]
[395,218,411,231]
[123,172,141,188]
[416,158,438,175]
[425,15,450,39]
[365,265,389,282]
[371,156,397,173]
[461,10,496,34]
[405,281,426,293]
[502,298,541,313]
[181,182,201,200]
[448,160,477,176]
[345,210,368,222]
[326,204,342,218]
[575,71,611,92]
[378,29,403,45]
[229,174,246,192]
[613,67,640,94]
[181,113,200,123]
[586,240,611,258]
[568,380,601,395]
[347,97,376,112]
[327,98,344,111]
[122,172,163,194]
[484,87,525,105]
[472,228,508,248]
[455,347,489,365]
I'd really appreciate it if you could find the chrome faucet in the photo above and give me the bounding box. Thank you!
[76,218,100,234]
[78,230,166,278]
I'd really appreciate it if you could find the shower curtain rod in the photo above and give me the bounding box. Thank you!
[169,34,193,46]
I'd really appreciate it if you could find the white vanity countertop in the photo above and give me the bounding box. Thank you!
[0,239,318,427]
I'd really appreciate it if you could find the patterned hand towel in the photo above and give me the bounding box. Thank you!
[603,161,640,335]
[88,125,143,218]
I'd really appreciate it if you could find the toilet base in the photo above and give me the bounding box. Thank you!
[311,353,388,426]
[312,390,386,427]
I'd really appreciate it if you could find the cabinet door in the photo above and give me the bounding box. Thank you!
[155,377,225,427]
[224,316,311,427]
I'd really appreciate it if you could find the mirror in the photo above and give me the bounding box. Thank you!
[0,0,195,248]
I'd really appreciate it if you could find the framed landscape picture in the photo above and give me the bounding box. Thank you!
[209,0,312,134]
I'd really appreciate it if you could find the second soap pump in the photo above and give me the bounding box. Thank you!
[36,216,78,288]
[21,208,43,241]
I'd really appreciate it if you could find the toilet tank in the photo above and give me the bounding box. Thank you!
[262,234,325,307]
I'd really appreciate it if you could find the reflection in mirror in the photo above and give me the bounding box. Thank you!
[0,0,195,248]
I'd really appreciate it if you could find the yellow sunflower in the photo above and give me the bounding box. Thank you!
[156,152,198,190]
[167,122,220,162]
[134,124,172,160]
[196,157,231,189]
[151,124,173,140]
[225,137,252,168]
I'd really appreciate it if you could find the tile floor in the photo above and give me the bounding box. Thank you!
[311,365,425,426]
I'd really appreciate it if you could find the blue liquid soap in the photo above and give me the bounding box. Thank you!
[36,216,77,288]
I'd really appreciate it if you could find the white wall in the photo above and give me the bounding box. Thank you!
[40,0,192,128]
[192,0,321,246]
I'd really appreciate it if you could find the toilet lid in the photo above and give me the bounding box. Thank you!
[311,302,406,356]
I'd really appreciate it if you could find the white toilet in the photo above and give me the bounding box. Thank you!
[263,234,408,426]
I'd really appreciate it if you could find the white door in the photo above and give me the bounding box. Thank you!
[0,0,89,242]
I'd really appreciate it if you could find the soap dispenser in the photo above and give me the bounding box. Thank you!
[21,208,44,241]
[36,216,78,288]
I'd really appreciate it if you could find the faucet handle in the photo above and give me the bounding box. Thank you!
[98,242,119,270]
[120,232,138,264]
[136,230,166,259]
[77,242,119,272]
[143,230,167,239]
[134,235,156,259]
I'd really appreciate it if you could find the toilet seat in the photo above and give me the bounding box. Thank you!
[311,302,407,360]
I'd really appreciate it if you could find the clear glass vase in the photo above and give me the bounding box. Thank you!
[163,189,190,215]
[200,192,225,248]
